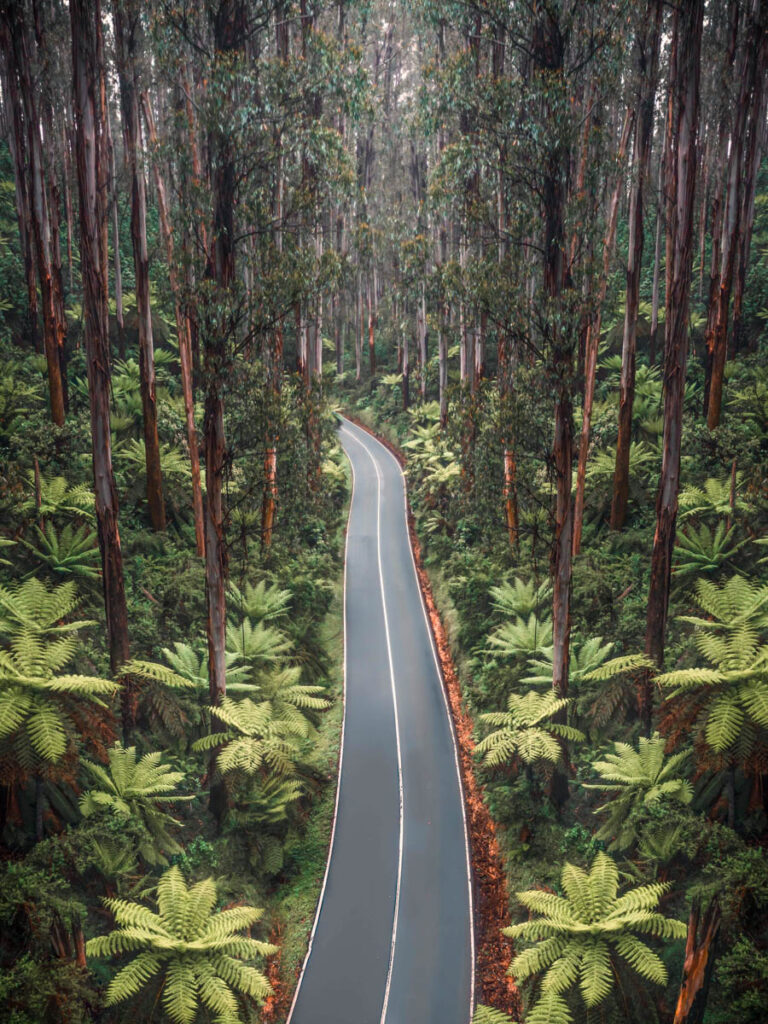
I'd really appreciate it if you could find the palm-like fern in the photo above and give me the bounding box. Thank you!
[252,665,330,734]
[487,614,553,661]
[160,642,252,693]
[673,521,748,579]
[583,734,692,851]
[227,580,291,623]
[523,636,626,689]
[507,852,687,1023]
[20,522,101,580]
[476,691,584,768]
[678,474,753,520]
[80,744,191,865]
[87,865,275,1024]
[21,472,94,521]
[225,619,293,671]
[490,577,552,619]
[472,1007,518,1024]
[657,576,768,755]
[0,581,117,768]
[193,698,303,778]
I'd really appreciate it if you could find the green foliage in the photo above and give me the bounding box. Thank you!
[657,576,768,757]
[0,581,117,771]
[472,1007,519,1024]
[80,744,191,866]
[487,613,553,660]
[584,734,692,851]
[477,690,584,768]
[507,852,686,1021]
[19,522,101,580]
[193,697,302,778]
[87,865,275,1024]
[672,521,748,579]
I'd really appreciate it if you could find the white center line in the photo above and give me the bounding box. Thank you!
[342,425,405,1024]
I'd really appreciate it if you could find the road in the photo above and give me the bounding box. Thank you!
[286,416,474,1024]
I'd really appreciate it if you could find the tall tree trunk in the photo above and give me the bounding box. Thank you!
[708,4,761,428]
[707,5,766,428]
[572,106,634,556]
[732,65,768,355]
[204,0,245,820]
[105,104,125,358]
[141,92,205,557]
[0,35,38,348]
[70,0,131,681]
[643,0,704,735]
[114,1,165,531]
[534,9,571,738]
[367,277,376,375]
[673,899,721,1024]
[611,0,662,531]
[702,0,740,412]
[2,4,66,426]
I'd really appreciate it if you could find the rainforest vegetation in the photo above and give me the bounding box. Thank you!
[0,0,767,1022]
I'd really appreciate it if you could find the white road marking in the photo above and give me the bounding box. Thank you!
[341,425,405,1024]
[348,420,477,1024]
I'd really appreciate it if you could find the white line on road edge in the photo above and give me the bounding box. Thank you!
[341,424,406,1024]
[350,419,477,1024]
[284,435,356,1024]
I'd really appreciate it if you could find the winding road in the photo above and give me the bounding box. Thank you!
[286,417,474,1024]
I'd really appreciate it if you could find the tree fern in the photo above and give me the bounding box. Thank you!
[672,521,748,579]
[21,472,94,521]
[0,581,117,770]
[87,865,275,1024]
[472,1006,520,1024]
[678,474,753,520]
[657,575,768,756]
[507,852,686,1020]
[487,613,553,661]
[19,522,101,580]
[490,577,552,619]
[192,697,303,779]
[477,691,584,769]
[227,579,292,623]
[80,744,191,865]
[583,734,692,850]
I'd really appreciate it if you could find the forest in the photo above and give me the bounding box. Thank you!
[0,0,767,1022]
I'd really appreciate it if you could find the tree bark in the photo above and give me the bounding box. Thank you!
[141,92,205,557]
[70,0,130,680]
[572,106,634,556]
[0,32,38,348]
[643,0,704,734]
[2,4,66,426]
[114,0,166,530]
[707,4,766,427]
[611,0,662,531]
[673,899,721,1024]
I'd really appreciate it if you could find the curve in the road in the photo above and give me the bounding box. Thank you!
[286,416,474,1024]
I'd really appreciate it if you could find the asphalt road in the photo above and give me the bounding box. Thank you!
[287,417,474,1024]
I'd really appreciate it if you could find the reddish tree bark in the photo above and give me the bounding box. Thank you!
[643,0,704,734]
[70,0,130,678]
[114,0,166,531]
[673,899,721,1024]
[610,0,662,531]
